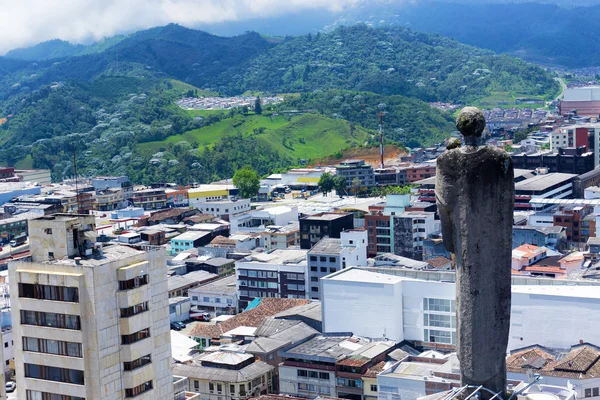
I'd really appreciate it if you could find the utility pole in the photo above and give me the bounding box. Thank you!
[378,111,385,169]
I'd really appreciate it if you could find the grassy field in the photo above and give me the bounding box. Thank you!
[170,79,217,97]
[15,155,33,170]
[136,113,372,160]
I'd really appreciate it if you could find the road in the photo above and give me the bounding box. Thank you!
[555,77,567,101]
[7,388,16,399]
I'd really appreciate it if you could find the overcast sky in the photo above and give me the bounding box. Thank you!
[0,0,365,55]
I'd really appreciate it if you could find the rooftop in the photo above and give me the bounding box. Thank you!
[189,298,310,339]
[507,344,600,379]
[323,267,404,285]
[301,212,351,222]
[274,301,322,323]
[191,274,237,294]
[172,231,212,242]
[513,244,548,260]
[515,173,577,192]
[308,238,344,255]
[168,271,217,292]
[281,334,369,362]
[172,355,273,382]
[244,249,308,265]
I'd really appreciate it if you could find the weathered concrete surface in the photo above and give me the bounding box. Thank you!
[436,107,514,398]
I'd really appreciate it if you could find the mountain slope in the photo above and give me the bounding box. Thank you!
[219,25,559,102]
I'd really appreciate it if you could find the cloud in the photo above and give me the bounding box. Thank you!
[0,0,365,55]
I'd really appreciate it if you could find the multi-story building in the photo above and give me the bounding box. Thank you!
[392,211,436,260]
[189,275,238,316]
[335,160,375,190]
[307,230,367,300]
[91,176,134,199]
[373,168,407,186]
[95,188,125,211]
[172,349,274,400]
[322,267,600,351]
[364,195,411,257]
[554,205,593,244]
[299,212,353,250]
[512,225,567,250]
[405,164,436,183]
[551,126,589,151]
[514,173,577,212]
[263,222,300,250]
[9,214,173,400]
[194,199,251,222]
[278,333,394,399]
[131,188,167,210]
[235,249,308,308]
[188,184,239,204]
[0,214,31,242]
[14,169,52,185]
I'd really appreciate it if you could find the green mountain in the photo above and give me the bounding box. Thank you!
[5,37,127,61]
[0,24,558,183]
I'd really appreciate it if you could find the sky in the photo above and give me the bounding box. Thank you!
[0,0,365,55]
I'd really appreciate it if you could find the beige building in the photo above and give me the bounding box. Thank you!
[172,350,274,400]
[9,214,173,400]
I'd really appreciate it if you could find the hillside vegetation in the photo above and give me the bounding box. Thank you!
[0,24,560,183]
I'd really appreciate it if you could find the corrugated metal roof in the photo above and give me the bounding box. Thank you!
[563,87,600,102]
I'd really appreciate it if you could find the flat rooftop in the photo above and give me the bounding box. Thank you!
[323,267,405,284]
[308,238,343,255]
[512,285,600,300]
[192,274,237,294]
[281,334,366,361]
[302,212,351,221]
[172,231,211,241]
[245,249,308,265]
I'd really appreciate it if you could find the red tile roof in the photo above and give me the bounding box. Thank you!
[189,298,310,339]
[507,345,600,379]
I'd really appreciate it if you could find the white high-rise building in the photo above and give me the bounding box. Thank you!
[9,214,173,400]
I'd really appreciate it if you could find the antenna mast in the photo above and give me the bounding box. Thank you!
[378,111,384,169]
[72,144,81,213]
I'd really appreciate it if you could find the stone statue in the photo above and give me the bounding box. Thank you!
[436,107,514,398]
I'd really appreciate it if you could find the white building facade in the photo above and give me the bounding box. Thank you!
[322,268,600,351]
[9,214,173,400]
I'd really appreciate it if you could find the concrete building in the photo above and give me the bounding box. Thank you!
[169,297,191,323]
[512,225,567,250]
[299,212,354,250]
[9,214,173,400]
[307,230,368,300]
[172,349,275,400]
[14,169,51,185]
[231,206,298,234]
[91,176,133,197]
[187,184,239,204]
[235,249,309,309]
[514,173,577,212]
[365,195,411,257]
[551,126,589,151]
[321,267,600,351]
[168,270,218,298]
[170,231,213,254]
[190,275,238,316]
[263,222,300,250]
[194,199,251,222]
[392,212,436,260]
[560,88,600,117]
[335,160,375,190]
[131,188,167,210]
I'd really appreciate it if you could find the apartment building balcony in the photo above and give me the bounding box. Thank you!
[120,311,152,336]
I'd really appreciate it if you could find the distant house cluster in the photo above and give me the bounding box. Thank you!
[176,96,284,110]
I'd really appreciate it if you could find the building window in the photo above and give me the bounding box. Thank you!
[329,268,336,273]
[125,380,153,398]
[119,275,149,291]
[217,383,223,393]
[311,277,318,282]
[311,287,319,292]
[240,384,246,396]
[19,283,79,303]
[123,354,152,371]
[120,301,149,318]
[424,329,455,345]
[298,370,308,377]
[27,391,85,400]
[310,256,317,261]
[194,380,199,390]
[210,383,215,393]
[320,267,327,273]
[310,266,318,272]
[424,298,455,313]
[329,257,336,262]
[371,385,378,392]
[44,228,52,235]
[24,363,84,385]
[320,257,327,262]
[23,337,82,358]
[121,328,151,345]
[20,310,81,330]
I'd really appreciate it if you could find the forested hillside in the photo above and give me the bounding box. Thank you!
[0,24,559,183]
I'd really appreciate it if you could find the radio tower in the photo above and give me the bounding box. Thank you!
[378,111,385,169]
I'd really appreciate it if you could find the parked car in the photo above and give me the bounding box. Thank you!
[6,381,16,392]
[170,323,182,331]
[174,321,186,330]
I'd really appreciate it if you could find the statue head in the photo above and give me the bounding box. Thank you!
[456,107,486,139]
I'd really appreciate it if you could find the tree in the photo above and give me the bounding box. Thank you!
[233,166,260,199]
[255,97,262,115]
[333,175,347,198]
[319,172,334,196]
[351,177,362,197]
